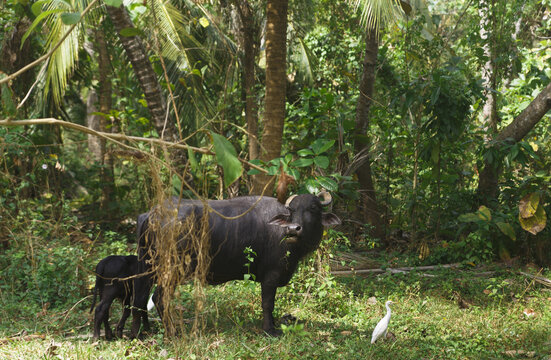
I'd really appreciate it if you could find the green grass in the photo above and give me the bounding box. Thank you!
[1,263,551,359]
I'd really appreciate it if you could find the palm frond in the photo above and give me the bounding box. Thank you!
[348,0,404,31]
[37,0,90,106]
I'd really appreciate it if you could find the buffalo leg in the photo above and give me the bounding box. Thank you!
[261,282,281,337]
[130,276,152,338]
[115,297,131,338]
[94,298,114,340]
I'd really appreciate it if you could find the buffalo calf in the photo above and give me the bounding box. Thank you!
[90,255,148,339]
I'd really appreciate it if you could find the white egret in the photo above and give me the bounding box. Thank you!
[147,292,155,312]
[371,300,394,344]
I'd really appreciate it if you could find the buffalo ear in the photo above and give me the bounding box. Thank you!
[322,213,341,226]
[268,214,292,226]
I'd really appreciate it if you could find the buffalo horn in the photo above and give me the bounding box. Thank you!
[285,194,298,208]
[318,191,332,206]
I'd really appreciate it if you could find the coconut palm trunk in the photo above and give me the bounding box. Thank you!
[353,28,385,240]
[104,4,174,142]
[251,0,288,195]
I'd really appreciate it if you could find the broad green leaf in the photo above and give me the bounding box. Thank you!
[311,139,335,155]
[496,222,516,241]
[31,0,48,16]
[305,179,319,194]
[519,193,540,219]
[284,153,293,164]
[519,204,547,235]
[119,27,144,37]
[60,12,81,25]
[246,159,263,175]
[187,148,198,173]
[314,156,329,169]
[104,0,123,7]
[458,213,479,223]
[21,9,64,47]
[267,165,279,176]
[210,132,243,188]
[172,174,182,196]
[317,176,338,192]
[288,168,300,180]
[269,158,281,166]
[291,158,314,168]
[297,148,314,157]
[477,205,491,221]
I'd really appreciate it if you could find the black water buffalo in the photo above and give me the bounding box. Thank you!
[90,255,149,339]
[130,192,341,337]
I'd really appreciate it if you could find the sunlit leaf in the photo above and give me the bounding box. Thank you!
[305,179,319,194]
[198,16,209,27]
[477,206,491,221]
[519,204,547,235]
[210,132,243,188]
[297,148,314,157]
[519,193,540,219]
[104,0,123,7]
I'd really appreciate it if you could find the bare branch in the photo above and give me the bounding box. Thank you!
[0,118,268,174]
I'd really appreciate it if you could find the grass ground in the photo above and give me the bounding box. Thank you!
[1,260,550,360]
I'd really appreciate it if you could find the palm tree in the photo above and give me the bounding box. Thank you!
[348,0,409,240]
[104,3,186,151]
[251,0,289,195]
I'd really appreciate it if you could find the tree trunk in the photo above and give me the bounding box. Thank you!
[95,27,115,211]
[86,89,103,161]
[479,0,498,139]
[251,0,288,195]
[104,4,173,141]
[234,1,261,177]
[478,81,551,200]
[353,28,385,241]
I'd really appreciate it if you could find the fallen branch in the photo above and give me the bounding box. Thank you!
[331,263,460,276]
[520,271,551,288]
